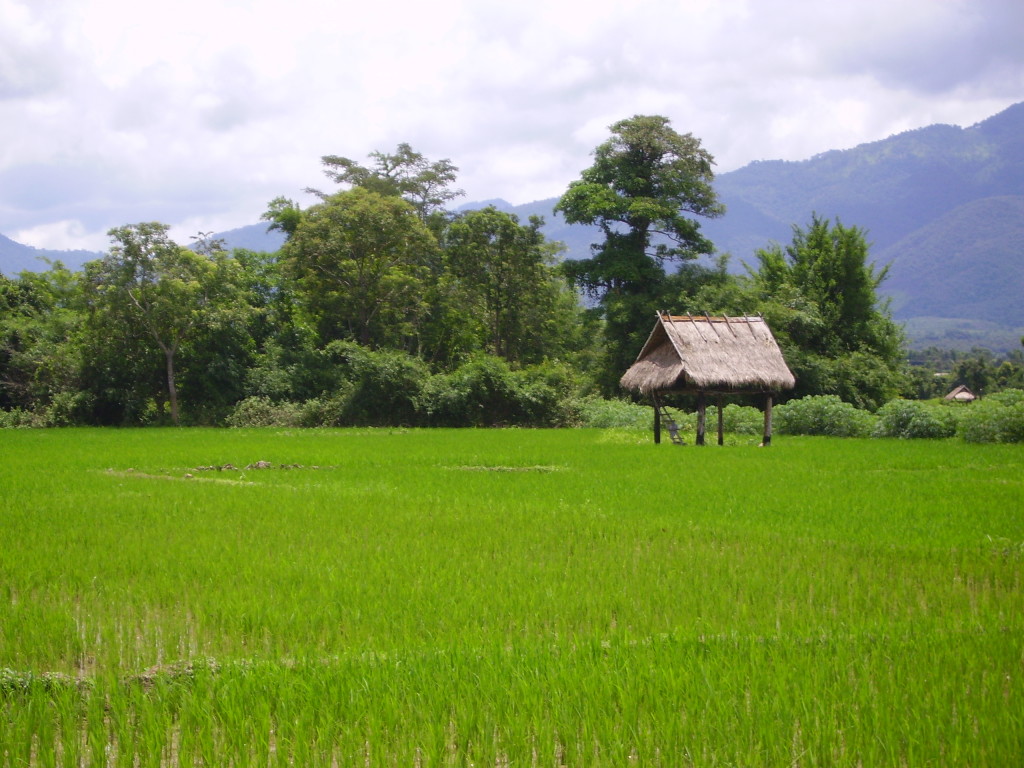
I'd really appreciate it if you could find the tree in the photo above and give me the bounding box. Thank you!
[555,115,724,388]
[951,352,995,396]
[85,223,239,425]
[749,215,907,409]
[262,196,304,238]
[441,207,575,364]
[282,188,439,350]
[313,143,463,231]
[0,264,83,416]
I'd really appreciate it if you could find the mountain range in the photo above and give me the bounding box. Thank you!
[3,102,1023,351]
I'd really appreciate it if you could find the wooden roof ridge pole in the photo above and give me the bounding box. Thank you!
[703,311,722,340]
[740,314,756,338]
[662,311,689,362]
[687,314,709,343]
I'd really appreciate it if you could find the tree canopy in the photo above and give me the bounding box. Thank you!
[83,223,243,425]
[699,215,908,410]
[283,188,438,350]
[442,207,575,365]
[555,115,724,389]
[6,134,1000,428]
[315,143,463,230]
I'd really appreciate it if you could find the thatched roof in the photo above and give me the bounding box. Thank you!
[620,313,796,395]
[944,384,976,402]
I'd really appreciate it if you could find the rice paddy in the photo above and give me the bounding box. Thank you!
[1,427,1022,765]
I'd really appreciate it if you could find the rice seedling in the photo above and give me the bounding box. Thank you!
[1,428,1021,764]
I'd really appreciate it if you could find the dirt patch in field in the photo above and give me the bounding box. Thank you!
[449,465,563,473]
[103,462,335,485]
[192,461,333,472]
[103,468,256,486]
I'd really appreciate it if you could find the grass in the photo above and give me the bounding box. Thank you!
[1,428,1022,765]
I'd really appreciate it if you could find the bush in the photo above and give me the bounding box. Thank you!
[41,390,95,427]
[321,342,427,427]
[721,403,763,435]
[0,408,45,428]
[419,356,572,427]
[958,391,1024,443]
[774,395,876,437]
[873,399,959,439]
[573,397,651,429]
[987,388,1024,407]
[295,388,353,428]
[225,397,303,428]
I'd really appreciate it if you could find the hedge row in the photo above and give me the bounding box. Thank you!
[771,392,1024,443]
[613,393,1024,444]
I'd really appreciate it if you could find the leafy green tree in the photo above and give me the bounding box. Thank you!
[84,223,241,425]
[0,264,84,416]
[749,216,907,409]
[219,248,315,403]
[555,115,724,389]
[313,143,463,233]
[441,207,577,364]
[262,196,304,238]
[951,353,995,395]
[282,188,439,350]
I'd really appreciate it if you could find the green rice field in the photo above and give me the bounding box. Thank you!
[1,427,1022,765]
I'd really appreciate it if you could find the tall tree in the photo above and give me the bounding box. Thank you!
[555,115,723,388]
[442,207,573,364]
[282,188,439,350]
[750,215,907,409]
[85,223,239,425]
[314,143,463,231]
[0,264,83,415]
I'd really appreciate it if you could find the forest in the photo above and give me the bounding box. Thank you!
[2,116,1023,428]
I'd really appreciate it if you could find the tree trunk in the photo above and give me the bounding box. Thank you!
[162,345,180,426]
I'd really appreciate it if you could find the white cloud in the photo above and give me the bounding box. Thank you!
[14,219,108,252]
[1,0,1021,250]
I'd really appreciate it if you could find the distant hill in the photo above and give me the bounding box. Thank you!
[4,102,1022,350]
[880,195,1024,324]
[0,232,103,275]
[700,102,1024,350]
[489,102,1024,351]
[0,224,286,276]
[204,223,287,254]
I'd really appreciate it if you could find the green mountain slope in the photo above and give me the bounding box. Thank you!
[704,101,1024,260]
[879,195,1024,324]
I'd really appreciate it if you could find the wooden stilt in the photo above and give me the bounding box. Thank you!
[696,392,706,446]
[763,393,773,446]
[717,397,724,445]
[653,393,661,445]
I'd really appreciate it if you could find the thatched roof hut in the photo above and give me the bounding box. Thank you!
[621,313,796,395]
[944,384,977,403]
[620,312,795,445]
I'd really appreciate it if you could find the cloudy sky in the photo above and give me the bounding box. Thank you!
[2,0,1022,252]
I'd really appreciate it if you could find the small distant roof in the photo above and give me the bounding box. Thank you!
[945,384,977,402]
[620,313,796,395]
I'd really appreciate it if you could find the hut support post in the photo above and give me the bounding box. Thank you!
[652,393,661,445]
[696,392,706,446]
[717,397,724,446]
[763,393,773,446]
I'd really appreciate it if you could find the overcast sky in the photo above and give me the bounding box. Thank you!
[2,0,1022,252]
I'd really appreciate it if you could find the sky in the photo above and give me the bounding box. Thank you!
[1,0,1022,252]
